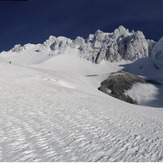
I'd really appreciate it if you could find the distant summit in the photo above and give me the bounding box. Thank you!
[1,26,163,64]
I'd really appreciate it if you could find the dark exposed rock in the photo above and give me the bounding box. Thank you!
[98,71,161,104]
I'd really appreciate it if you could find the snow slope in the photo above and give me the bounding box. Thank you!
[31,47,124,75]
[1,26,163,161]
[120,57,163,107]
[0,44,51,64]
[0,57,163,161]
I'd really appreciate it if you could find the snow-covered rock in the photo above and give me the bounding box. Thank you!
[1,25,163,64]
[147,39,156,56]
[40,35,73,53]
[77,26,150,62]
[117,31,149,61]
[152,37,163,59]
[11,44,25,53]
[112,25,131,39]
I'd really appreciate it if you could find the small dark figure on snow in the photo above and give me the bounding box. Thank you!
[9,61,11,64]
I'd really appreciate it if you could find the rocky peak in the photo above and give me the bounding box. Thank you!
[5,26,162,64]
[11,44,24,53]
[112,25,131,39]
[40,35,73,53]
[74,36,85,46]
[134,31,145,40]
[152,37,163,59]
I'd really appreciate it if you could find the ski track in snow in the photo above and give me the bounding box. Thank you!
[0,64,163,161]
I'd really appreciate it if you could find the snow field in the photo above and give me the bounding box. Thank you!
[0,61,163,161]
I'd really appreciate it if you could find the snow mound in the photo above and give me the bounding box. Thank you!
[125,83,159,105]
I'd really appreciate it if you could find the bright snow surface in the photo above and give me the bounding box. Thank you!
[0,52,163,161]
[125,83,159,106]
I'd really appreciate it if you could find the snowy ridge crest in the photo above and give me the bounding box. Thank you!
[2,25,163,63]
[152,37,163,59]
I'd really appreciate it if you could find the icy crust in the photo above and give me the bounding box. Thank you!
[1,26,154,64]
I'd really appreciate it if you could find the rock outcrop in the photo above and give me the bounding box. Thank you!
[152,37,163,59]
[98,71,161,104]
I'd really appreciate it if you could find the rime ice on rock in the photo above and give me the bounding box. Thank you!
[4,26,163,63]
[11,44,24,53]
[152,37,163,59]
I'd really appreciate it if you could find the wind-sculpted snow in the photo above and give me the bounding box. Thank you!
[0,62,163,161]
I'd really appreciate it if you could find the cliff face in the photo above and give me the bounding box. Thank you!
[76,26,150,63]
[152,37,163,59]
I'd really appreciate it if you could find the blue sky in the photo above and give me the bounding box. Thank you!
[0,0,163,51]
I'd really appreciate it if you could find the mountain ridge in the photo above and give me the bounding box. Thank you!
[1,26,163,64]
